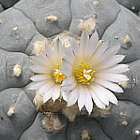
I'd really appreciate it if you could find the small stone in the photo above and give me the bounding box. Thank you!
[120,112,127,118]
[122,35,131,45]
[11,26,20,40]
[46,15,58,22]
[135,130,140,136]
[13,64,22,77]
[114,35,119,40]
[121,120,128,126]
[92,0,99,6]
[7,105,15,117]
[12,26,18,31]
[131,6,135,10]
[42,119,46,126]
[121,35,132,49]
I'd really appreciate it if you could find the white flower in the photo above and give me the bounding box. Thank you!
[62,31,129,114]
[29,38,67,103]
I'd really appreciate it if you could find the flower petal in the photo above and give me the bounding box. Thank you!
[43,91,52,103]
[42,85,60,103]
[38,82,54,93]
[93,84,118,105]
[91,84,109,106]
[103,45,121,57]
[85,91,93,114]
[95,79,123,93]
[78,88,87,110]
[80,32,89,55]
[30,65,47,73]
[63,39,77,62]
[62,77,76,92]
[100,55,125,69]
[62,59,73,76]
[96,73,129,83]
[28,81,46,90]
[96,45,121,64]
[101,64,129,74]
[30,75,48,81]
[61,91,69,102]
[89,31,99,52]
[90,89,106,109]
[93,42,109,59]
[31,55,49,65]
[67,88,79,106]
[52,86,61,101]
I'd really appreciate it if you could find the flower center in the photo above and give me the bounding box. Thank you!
[73,62,96,85]
[52,69,66,84]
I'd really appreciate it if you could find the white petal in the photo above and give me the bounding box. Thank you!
[68,88,79,106]
[38,82,53,93]
[95,79,123,93]
[30,65,47,73]
[31,56,49,65]
[96,73,129,83]
[56,38,64,57]
[43,39,49,55]
[62,59,73,76]
[45,40,60,57]
[52,86,61,101]
[93,84,118,105]
[62,77,76,92]
[101,64,129,74]
[80,32,89,54]
[63,40,77,62]
[43,83,57,103]
[85,92,93,114]
[97,45,121,64]
[100,55,125,69]
[90,89,106,109]
[88,31,99,56]
[30,75,48,82]
[93,42,109,59]
[43,91,52,103]
[62,77,75,87]
[28,81,46,90]
[61,91,69,102]
[104,45,121,57]
[78,87,87,110]
[91,85,109,106]
[89,31,99,49]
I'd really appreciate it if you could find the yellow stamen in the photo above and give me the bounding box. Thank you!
[53,69,66,84]
[73,62,96,85]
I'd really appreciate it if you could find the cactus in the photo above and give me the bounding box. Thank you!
[116,0,140,13]
[0,0,19,8]
[0,0,140,140]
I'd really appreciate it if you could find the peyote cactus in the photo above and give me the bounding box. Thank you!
[0,0,140,140]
